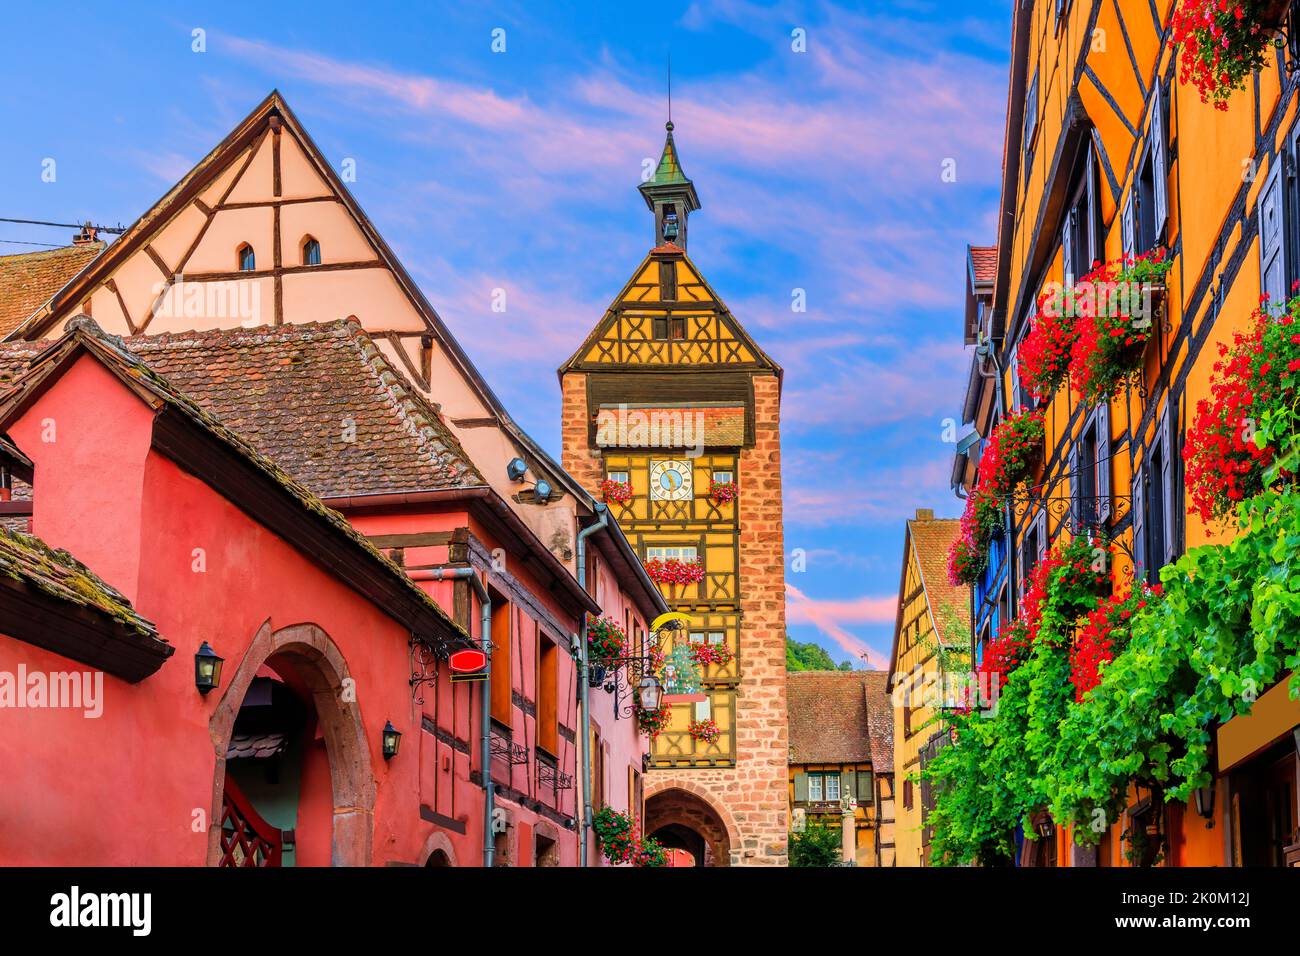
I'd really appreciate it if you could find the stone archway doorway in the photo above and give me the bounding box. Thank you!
[208,622,375,867]
[645,787,735,867]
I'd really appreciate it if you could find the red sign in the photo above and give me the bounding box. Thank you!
[449,648,488,673]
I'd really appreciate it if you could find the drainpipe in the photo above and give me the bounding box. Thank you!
[976,335,1017,607]
[575,503,610,868]
[428,566,494,867]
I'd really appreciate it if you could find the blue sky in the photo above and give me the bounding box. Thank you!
[0,0,1011,668]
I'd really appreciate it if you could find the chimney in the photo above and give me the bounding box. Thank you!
[72,223,98,246]
[914,508,934,521]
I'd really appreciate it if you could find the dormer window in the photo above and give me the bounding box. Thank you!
[237,243,256,272]
[301,236,321,266]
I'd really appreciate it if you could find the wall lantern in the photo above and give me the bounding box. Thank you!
[381,721,402,760]
[637,673,664,711]
[533,479,553,504]
[1193,783,1216,820]
[1035,818,1055,839]
[506,457,528,482]
[194,641,224,695]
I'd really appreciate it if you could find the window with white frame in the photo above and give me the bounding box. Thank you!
[645,545,697,563]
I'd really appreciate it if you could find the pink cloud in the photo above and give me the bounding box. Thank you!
[786,582,892,669]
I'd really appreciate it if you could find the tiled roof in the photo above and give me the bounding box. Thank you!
[0,317,467,643]
[227,732,288,760]
[969,245,997,285]
[648,125,691,186]
[594,404,745,449]
[0,523,163,647]
[908,517,969,647]
[0,321,485,499]
[862,670,894,773]
[0,243,103,336]
[788,670,878,765]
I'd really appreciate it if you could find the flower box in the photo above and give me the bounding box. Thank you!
[599,478,633,505]
[1172,0,1291,110]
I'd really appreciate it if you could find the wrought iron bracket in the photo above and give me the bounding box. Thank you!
[490,730,530,766]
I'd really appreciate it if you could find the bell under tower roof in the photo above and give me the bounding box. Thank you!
[639,122,701,249]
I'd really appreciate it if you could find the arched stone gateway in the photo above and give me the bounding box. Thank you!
[207,621,375,867]
[644,786,739,867]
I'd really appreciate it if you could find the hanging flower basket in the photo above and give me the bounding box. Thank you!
[689,641,733,668]
[599,478,633,505]
[1069,251,1173,406]
[586,614,627,670]
[1185,290,1300,523]
[687,718,720,744]
[1020,288,1080,402]
[984,409,1047,495]
[636,702,671,738]
[708,480,738,505]
[644,557,706,586]
[948,490,1001,586]
[1172,0,1291,110]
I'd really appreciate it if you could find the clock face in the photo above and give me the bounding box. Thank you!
[650,460,693,501]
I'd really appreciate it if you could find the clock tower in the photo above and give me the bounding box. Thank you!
[559,125,789,865]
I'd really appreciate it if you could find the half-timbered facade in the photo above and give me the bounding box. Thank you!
[952,0,1300,866]
[0,92,667,866]
[887,510,968,867]
[560,125,789,865]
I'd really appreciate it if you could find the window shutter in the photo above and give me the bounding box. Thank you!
[1062,214,1075,288]
[1259,154,1288,310]
[1084,148,1099,270]
[1121,195,1135,260]
[841,769,855,801]
[1132,463,1146,581]
[1151,87,1168,240]
[1009,343,1021,413]
[1160,405,1177,565]
[1067,444,1080,530]
[1096,404,1111,523]
[793,771,809,802]
[1036,510,1048,562]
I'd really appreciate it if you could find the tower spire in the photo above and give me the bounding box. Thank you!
[639,87,701,250]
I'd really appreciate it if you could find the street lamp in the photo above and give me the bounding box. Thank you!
[637,673,663,711]
[194,642,223,695]
[381,720,402,760]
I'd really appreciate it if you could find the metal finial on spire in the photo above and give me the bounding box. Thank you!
[667,53,672,130]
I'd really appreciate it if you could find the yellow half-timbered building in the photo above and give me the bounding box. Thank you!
[560,123,789,865]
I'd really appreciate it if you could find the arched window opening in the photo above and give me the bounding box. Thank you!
[237,243,256,272]
[301,236,321,266]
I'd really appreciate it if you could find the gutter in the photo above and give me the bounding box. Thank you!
[574,503,610,868]
[426,565,495,867]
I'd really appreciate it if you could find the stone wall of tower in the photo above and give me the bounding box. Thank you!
[561,368,789,865]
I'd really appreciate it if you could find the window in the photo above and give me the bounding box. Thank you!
[489,597,512,725]
[808,774,824,802]
[607,470,629,484]
[237,243,255,272]
[646,545,697,563]
[856,770,874,809]
[1069,404,1110,529]
[590,725,605,809]
[1260,137,1289,308]
[536,627,558,756]
[707,631,724,645]
[1019,510,1046,601]
[712,470,733,485]
[1022,69,1039,182]
[688,631,704,644]
[903,779,914,810]
[1061,148,1099,286]
[825,774,841,802]
[651,315,686,340]
[1133,402,1179,582]
[1125,88,1168,260]
[301,236,321,266]
[801,772,841,803]
[693,697,711,721]
[659,259,677,300]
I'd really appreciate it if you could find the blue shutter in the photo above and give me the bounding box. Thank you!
[1067,444,1080,531]
[1122,195,1135,260]
[1259,155,1288,310]
[1062,212,1076,288]
[1096,404,1111,523]
[1151,87,1168,241]
[1160,404,1177,565]
[1084,149,1099,270]
[1132,463,1146,581]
